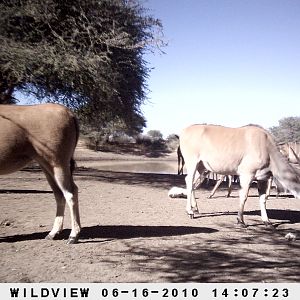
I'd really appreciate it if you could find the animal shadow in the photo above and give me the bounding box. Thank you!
[0,225,218,243]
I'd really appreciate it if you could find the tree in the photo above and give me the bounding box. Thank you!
[269,116,300,143]
[147,129,163,141]
[0,0,165,133]
[166,133,179,150]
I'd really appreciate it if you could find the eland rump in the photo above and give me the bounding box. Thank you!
[0,103,81,244]
[180,124,300,226]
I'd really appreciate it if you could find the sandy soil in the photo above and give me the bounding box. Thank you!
[0,145,300,283]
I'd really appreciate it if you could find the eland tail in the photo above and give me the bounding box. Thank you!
[268,138,300,198]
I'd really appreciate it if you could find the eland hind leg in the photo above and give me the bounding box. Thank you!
[43,170,66,240]
[53,166,81,244]
[208,175,225,198]
[265,177,273,199]
[38,158,81,244]
[177,146,185,175]
[185,162,206,218]
[226,175,233,197]
[237,174,254,227]
[185,169,197,218]
[257,179,273,226]
[184,162,199,218]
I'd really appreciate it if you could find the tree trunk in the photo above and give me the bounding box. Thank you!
[0,80,16,104]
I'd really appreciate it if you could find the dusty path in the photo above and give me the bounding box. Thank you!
[0,146,300,282]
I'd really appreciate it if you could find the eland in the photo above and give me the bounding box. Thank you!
[180,124,300,226]
[0,103,81,244]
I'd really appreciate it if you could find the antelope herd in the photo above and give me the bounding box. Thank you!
[1,103,300,244]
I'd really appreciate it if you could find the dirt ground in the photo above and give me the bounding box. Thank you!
[0,144,300,283]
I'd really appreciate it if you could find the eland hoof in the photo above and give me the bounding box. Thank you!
[45,230,62,241]
[66,236,79,244]
[236,219,247,228]
[263,221,275,229]
[187,212,195,219]
[45,234,55,240]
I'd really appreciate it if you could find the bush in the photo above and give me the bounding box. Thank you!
[84,131,106,151]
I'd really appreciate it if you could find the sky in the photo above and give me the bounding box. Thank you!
[141,0,300,137]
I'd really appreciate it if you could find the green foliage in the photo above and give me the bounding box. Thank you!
[269,116,300,143]
[0,0,165,133]
[146,129,163,141]
[166,133,180,151]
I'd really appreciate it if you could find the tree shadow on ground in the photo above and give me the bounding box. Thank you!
[245,209,300,224]
[194,209,300,225]
[75,167,186,189]
[101,225,300,282]
[0,189,52,194]
[75,168,245,191]
[97,143,172,158]
[75,167,296,195]
[0,225,218,243]
[4,167,185,191]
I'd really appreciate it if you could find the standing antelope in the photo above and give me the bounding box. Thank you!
[0,104,81,244]
[208,174,233,198]
[180,124,300,226]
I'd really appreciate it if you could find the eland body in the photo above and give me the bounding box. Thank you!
[0,103,81,243]
[180,124,300,225]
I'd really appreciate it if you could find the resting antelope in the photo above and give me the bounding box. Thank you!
[0,104,81,244]
[180,124,300,226]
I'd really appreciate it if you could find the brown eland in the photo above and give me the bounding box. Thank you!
[0,103,81,244]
